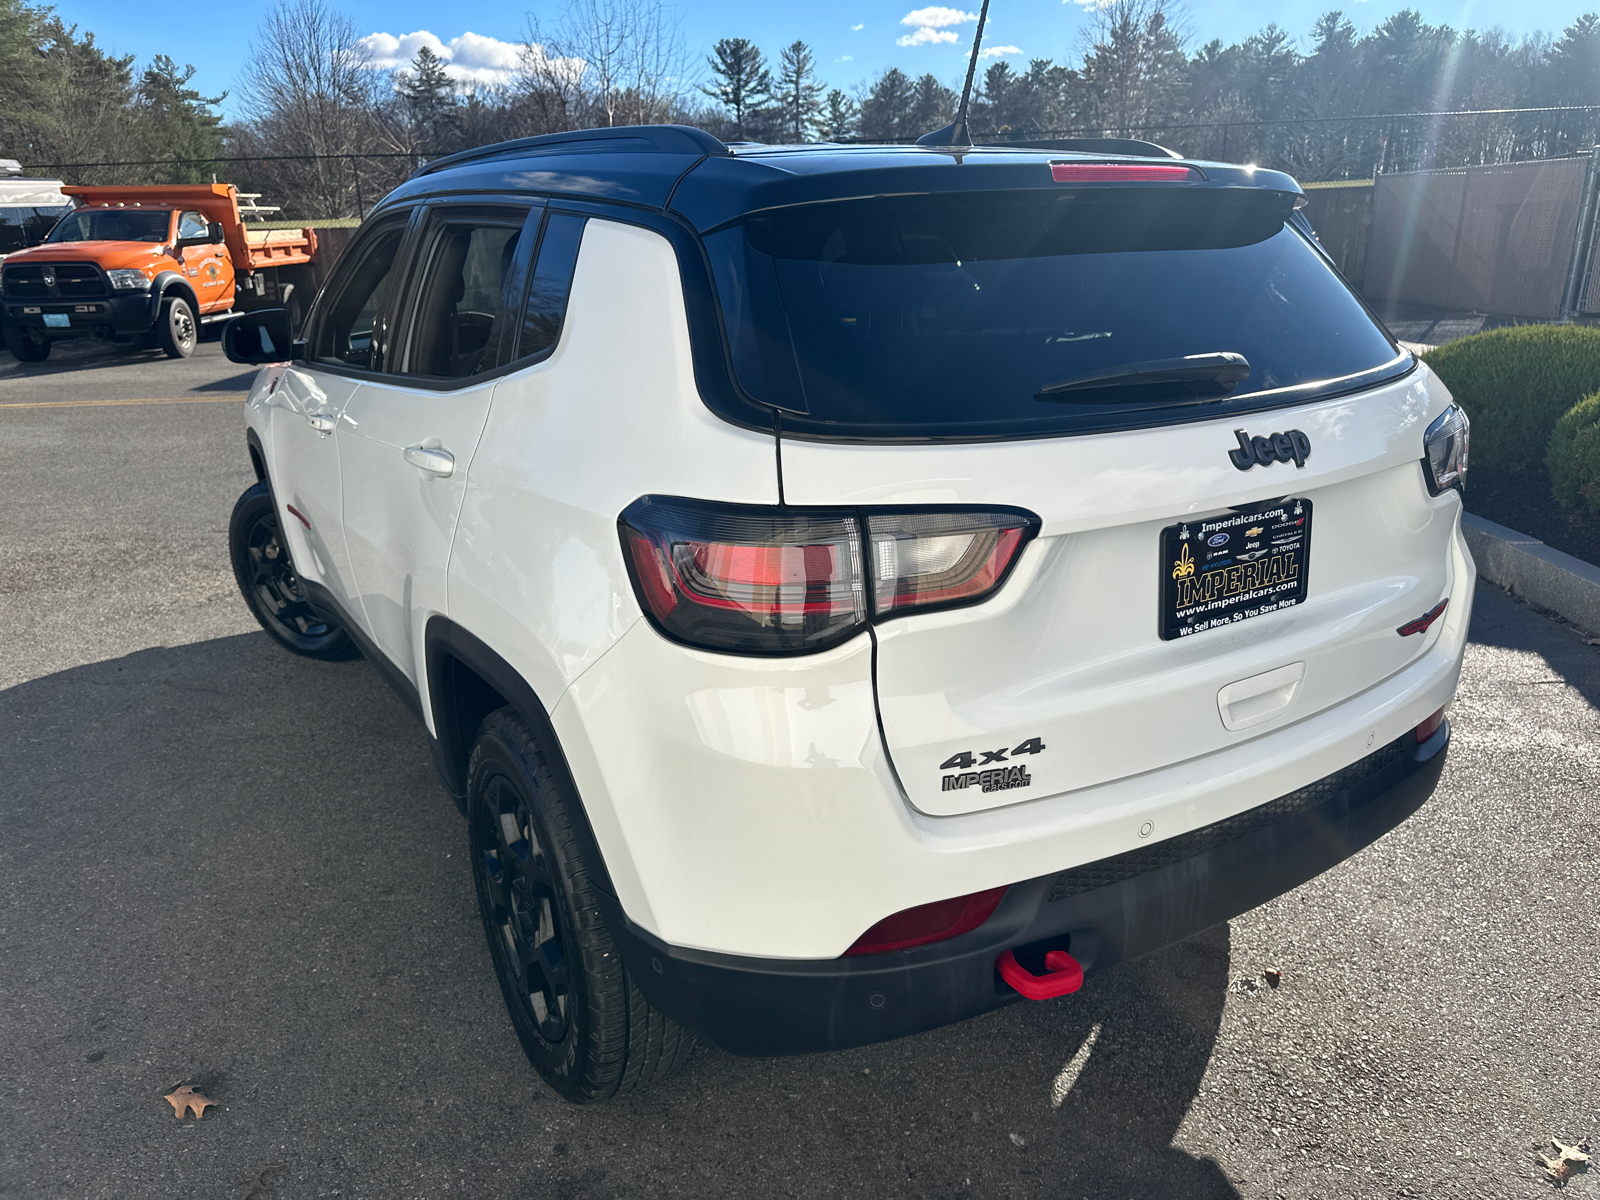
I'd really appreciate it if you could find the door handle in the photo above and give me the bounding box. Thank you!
[404,444,455,477]
[305,411,335,434]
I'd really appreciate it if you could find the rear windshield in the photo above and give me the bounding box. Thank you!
[704,190,1405,439]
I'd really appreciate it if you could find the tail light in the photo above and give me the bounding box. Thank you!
[1414,706,1448,744]
[619,497,1038,655]
[843,886,1009,956]
[1422,404,1470,494]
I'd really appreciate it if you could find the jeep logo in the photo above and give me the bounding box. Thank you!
[1230,428,1311,471]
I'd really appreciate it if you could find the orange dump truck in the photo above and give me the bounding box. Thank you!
[0,183,319,361]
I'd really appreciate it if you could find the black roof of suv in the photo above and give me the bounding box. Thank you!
[384,124,1304,232]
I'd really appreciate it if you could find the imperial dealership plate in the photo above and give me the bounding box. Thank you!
[1159,499,1312,640]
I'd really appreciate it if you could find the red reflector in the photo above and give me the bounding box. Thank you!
[1414,706,1447,744]
[843,886,1009,957]
[1050,162,1198,184]
[1397,598,1448,637]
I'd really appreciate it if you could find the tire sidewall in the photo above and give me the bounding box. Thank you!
[159,296,197,358]
[3,324,49,362]
[229,481,354,659]
[467,719,599,1100]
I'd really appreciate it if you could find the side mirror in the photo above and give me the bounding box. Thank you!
[222,309,297,365]
[207,221,225,244]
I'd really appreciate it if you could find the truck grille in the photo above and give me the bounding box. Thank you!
[1047,737,1408,901]
[2,262,108,300]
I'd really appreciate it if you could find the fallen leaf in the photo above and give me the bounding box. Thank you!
[1264,968,1283,988]
[164,1085,216,1120]
[1538,1136,1591,1187]
[1586,638,1600,647]
[1008,1132,1026,1147]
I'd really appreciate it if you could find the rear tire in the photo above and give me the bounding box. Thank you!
[156,296,197,359]
[468,708,695,1103]
[2,324,50,362]
[229,481,358,660]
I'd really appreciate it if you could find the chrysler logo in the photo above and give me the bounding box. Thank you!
[41,268,55,287]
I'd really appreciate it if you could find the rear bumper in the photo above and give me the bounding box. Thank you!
[610,720,1449,1057]
[4,293,153,336]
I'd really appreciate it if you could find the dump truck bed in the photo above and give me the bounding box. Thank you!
[61,183,317,272]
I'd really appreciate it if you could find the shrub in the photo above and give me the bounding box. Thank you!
[1548,390,1600,512]
[1422,326,1600,471]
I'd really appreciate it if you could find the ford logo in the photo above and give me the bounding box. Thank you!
[1207,533,1229,547]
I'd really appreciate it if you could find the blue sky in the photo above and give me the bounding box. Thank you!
[53,0,1597,120]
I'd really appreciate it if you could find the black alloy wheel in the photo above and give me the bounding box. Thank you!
[467,709,695,1103]
[228,481,357,659]
[473,770,573,1045]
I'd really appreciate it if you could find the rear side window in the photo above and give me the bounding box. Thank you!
[511,213,585,365]
[706,190,1404,439]
[400,216,524,379]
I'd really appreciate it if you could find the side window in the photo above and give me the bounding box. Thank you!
[312,223,408,372]
[400,216,525,379]
[178,211,208,240]
[512,213,586,364]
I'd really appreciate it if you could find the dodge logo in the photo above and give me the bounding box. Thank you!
[42,268,55,287]
[1230,428,1311,471]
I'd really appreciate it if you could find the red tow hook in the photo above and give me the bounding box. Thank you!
[996,948,1084,1000]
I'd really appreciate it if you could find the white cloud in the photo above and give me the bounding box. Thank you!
[979,44,1022,56]
[356,29,528,86]
[897,26,959,45]
[838,54,854,61]
[1068,0,1104,9]
[900,6,978,27]
[851,22,864,30]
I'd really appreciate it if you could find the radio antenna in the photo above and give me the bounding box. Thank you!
[916,0,991,149]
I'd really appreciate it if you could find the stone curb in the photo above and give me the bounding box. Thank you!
[1462,512,1600,637]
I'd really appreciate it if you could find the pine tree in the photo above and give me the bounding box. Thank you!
[399,45,460,155]
[702,37,771,139]
[859,67,916,140]
[775,40,825,142]
[136,56,225,182]
[820,89,858,141]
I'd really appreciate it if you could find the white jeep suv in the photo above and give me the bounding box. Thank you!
[223,125,1473,1103]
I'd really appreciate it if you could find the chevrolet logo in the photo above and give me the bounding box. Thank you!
[41,268,56,287]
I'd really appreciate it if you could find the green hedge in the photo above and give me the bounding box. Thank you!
[1422,326,1600,471]
[1548,390,1600,512]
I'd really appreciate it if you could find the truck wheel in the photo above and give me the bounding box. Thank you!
[2,324,50,362]
[468,708,695,1103]
[156,296,197,359]
[229,481,358,660]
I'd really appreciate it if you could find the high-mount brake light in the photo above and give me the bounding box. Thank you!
[618,499,1042,655]
[1049,162,1199,184]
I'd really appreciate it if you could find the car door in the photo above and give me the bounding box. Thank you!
[266,212,415,612]
[176,209,230,312]
[337,202,540,688]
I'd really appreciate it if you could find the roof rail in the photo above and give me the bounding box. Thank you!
[994,138,1183,160]
[413,124,730,179]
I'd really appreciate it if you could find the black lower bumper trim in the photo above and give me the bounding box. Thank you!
[608,724,1450,1057]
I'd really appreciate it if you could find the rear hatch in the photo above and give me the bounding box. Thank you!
[707,169,1457,816]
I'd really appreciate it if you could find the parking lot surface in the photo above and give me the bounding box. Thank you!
[2,342,1598,1199]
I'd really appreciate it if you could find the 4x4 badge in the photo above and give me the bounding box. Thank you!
[1230,428,1311,471]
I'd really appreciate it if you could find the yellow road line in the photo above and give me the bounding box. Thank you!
[0,394,247,410]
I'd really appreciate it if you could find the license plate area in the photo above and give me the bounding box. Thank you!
[42,313,70,327]
[1160,498,1312,640]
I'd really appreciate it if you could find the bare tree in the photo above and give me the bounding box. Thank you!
[519,0,694,131]
[238,0,406,216]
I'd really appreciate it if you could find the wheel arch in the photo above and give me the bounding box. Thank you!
[423,616,617,896]
[148,272,200,324]
[245,427,267,482]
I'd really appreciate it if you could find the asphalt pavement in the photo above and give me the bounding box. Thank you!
[2,338,1598,1199]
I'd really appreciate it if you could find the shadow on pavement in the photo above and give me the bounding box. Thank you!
[1467,581,1600,711]
[0,633,1239,1198]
